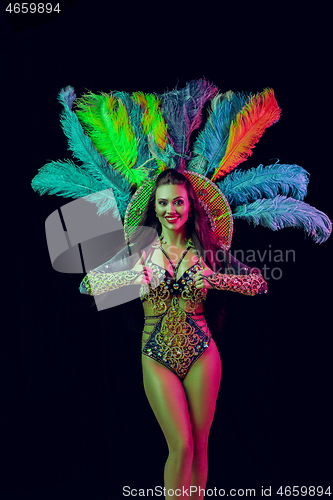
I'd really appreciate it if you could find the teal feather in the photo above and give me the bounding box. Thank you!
[146,138,177,170]
[57,86,132,217]
[31,159,122,218]
[218,162,310,206]
[31,87,132,218]
[188,91,249,175]
[233,196,332,244]
[59,87,116,181]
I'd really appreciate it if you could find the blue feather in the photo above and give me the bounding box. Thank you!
[159,79,218,171]
[57,86,132,217]
[218,162,310,206]
[187,91,249,175]
[59,85,76,111]
[233,196,332,244]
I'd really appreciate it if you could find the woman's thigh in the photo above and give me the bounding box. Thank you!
[142,354,193,449]
[142,354,193,451]
[183,340,222,441]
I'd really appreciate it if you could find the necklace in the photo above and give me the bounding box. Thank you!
[159,243,191,278]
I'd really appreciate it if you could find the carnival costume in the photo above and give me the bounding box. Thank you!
[31,79,331,378]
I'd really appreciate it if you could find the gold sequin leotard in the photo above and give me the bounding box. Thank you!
[140,253,211,379]
[79,239,268,379]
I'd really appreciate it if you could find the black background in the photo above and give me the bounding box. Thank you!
[1,2,332,499]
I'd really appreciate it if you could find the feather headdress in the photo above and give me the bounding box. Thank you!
[31,80,331,243]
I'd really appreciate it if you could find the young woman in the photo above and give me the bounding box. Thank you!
[80,169,267,499]
[31,82,330,500]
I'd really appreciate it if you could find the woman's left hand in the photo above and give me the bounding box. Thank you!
[194,256,214,289]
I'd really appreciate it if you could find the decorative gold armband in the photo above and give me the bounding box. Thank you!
[205,273,268,296]
[82,270,141,296]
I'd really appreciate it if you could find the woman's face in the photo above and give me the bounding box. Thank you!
[155,184,191,231]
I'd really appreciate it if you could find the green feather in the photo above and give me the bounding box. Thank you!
[74,92,148,187]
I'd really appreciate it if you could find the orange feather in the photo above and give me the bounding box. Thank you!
[211,89,281,182]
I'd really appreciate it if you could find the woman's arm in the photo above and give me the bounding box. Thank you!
[79,249,152,296]
[204,271,267,296]
[194,255,268,296]
[80,269,143,296]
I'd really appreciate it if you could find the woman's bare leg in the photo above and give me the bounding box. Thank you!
[142,355,193,499]
[183,340,222,499]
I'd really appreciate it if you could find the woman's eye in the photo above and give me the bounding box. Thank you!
[157,200,184,206]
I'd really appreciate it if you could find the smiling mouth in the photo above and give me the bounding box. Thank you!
[165,216,180,223]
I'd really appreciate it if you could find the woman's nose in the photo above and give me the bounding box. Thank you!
[165,203,176,213]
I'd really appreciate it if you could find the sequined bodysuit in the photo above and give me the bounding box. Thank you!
[140,243,211,379]
[79,239,268,379]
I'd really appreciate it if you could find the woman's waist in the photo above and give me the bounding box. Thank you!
[142,292,203,313]
[142,305,204,320]
[142,309,208,333]
[142,312,211,350]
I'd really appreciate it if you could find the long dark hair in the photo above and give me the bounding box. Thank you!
[131,169,224,271]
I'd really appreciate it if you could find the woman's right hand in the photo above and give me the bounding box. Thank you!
[131,251,153,285]
[194,256,214,289]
